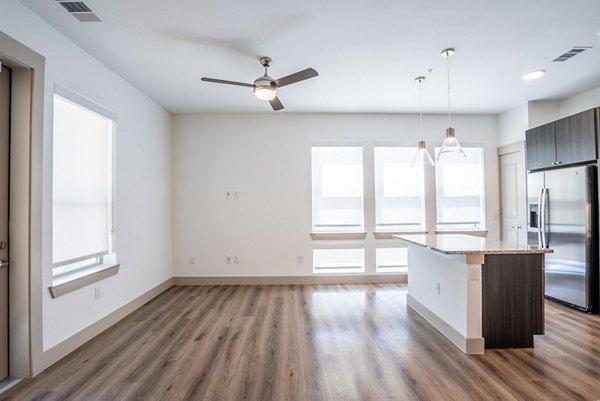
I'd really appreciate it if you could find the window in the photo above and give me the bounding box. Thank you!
[374,146,425,231]
[311,145,364,232]
[376,247,408,273]
[52,88,115,276]
[435,146,485,230]
[313,247,365,274]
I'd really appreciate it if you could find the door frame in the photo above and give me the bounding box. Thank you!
[0,31,45,377]
[497,141,527,242]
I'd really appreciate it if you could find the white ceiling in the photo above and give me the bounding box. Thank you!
[20,0,600,115]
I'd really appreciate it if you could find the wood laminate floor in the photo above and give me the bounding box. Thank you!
[3,284,600,401]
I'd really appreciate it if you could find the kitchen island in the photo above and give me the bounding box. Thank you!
[394,234,553,354]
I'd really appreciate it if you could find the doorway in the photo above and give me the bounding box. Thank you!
[498,142,527,244]
[0,30,46,379]
[0,62,10,381]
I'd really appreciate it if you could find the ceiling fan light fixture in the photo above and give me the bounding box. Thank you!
[253,75,277,101]
[254,85,277,101]
[201,56,318,111]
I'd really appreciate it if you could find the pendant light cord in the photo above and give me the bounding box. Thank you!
[446,52,451,126]
[418,79,423,135]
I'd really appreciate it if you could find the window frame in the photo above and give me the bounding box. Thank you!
[434,144,486,231]
[373,143,427,233]
[51,84,117,279]
[312,243,366,274]
[311,142,365,233]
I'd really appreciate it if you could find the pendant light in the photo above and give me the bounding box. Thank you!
[437,48,466,160]
[411,76,435,167]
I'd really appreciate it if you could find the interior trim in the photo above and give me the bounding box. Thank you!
[435,230,488,237]
[49,264,120,298]
[310,232,367,240]
[497,141,525,156]
[41,278,173,371]
[373,231,427,239]
[407,293,485,355]
[173,274,407,286]
[0,30,46,377]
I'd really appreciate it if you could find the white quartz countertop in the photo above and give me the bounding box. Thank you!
[393,234,553,255]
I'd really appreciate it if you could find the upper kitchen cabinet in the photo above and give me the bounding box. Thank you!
[526,123,557,171]
[526,108,599,171]
[555,109,597,166]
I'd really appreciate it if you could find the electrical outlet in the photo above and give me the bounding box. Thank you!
[226,255,232,264]
[435,283,441,295]
[297,256,303,264]
[469,268,480,281]
[226,191,231,199]
[233,191,239,199]
[94,286,101,300]
[233,256,239,264]
[188,257,195,264]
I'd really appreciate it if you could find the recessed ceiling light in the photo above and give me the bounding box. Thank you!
[522,69,545,81]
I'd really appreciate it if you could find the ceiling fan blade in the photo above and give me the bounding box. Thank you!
[274,68,318,88]
[201,77,254,88]
[269,96,284,111]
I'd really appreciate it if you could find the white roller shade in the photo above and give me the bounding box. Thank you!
[53,95,112,266]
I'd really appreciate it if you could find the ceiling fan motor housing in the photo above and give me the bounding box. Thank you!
[254,76,275,87]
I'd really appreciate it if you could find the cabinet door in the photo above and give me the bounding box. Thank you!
[555,109,597,166]
[526,123,556,171]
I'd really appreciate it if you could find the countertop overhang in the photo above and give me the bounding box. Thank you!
[393,234,553,255]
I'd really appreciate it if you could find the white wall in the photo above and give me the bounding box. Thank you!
[173,113,499,277]
[0,1,172,352]
[560,85,600,117]
[496,85,600,146]
[497,104,528,147]
[528,100,561,129]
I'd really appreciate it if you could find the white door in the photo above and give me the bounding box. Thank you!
[0,64,10,380]
[499,148,527,244]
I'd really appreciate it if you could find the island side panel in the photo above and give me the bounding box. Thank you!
[482,254,545,349]
[406,244,484,353]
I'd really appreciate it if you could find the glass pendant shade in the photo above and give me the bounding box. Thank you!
[412,140,435,167]
[437,127,466,160]
[411,76,435,167]
[437,48,466,161]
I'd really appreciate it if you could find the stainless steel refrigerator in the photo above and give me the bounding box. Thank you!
[527,165,598,312]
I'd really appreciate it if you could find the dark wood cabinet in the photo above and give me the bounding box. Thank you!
[555,109,597,166]
[526,108,598,171]
[526,123,557,171]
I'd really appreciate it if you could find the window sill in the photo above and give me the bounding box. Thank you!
[435,230,488,237]
[49,263,120,298]
[310,232,367,240]
[373,231,428,239]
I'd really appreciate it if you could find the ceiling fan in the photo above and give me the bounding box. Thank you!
[201,57,318,111]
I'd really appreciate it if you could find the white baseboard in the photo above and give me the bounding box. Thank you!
[407,293,484,354]
[41,278,174,372]
[174,274,407,286]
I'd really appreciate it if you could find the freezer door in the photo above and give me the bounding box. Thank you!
[544,165,596,309]
[526,172,544,248]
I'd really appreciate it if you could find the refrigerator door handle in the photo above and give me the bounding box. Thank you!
[537,188,544,247]
[540,188,549,248]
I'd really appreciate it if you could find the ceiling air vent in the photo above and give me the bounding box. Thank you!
[56,0,102,22]
[553,46,592,62]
